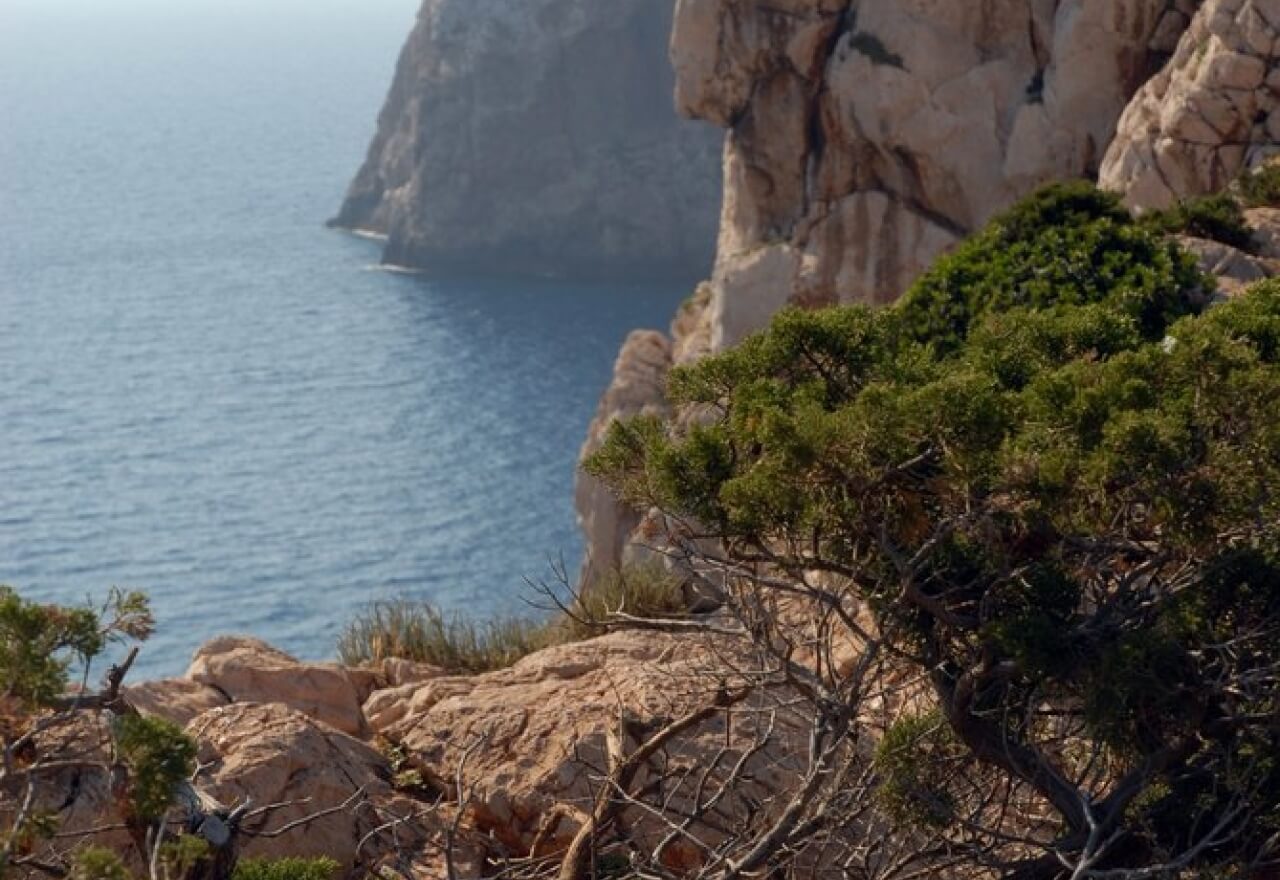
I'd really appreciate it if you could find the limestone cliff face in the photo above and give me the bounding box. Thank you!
[332,0,723,280]
[1100,0,1280,209]
[575,0,1280,583]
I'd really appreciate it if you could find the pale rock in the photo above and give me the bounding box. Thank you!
[710,243,800,349]
[380,631,803,865]
[574,331,674,586]
[679,0,1174,324]
[1178,234,1278,295]
[188,703,455,875]
[1101,0,1280,210]
[124,677,229,727]
[186,637,367,737]
[1245,206,1280,256]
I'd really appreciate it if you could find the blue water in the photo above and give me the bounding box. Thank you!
[0,0,687,678]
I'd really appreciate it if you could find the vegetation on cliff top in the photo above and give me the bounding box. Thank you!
[587,183,1280,878]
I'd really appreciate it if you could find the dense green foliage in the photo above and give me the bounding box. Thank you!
[231,858,339,880]
[1140,191,1255,251]
[70,848,133,880]
[115,714,197,822]
[587,184,1280,875]
[896,181,1204,353]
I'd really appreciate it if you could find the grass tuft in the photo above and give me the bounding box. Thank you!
[338,562,691,673]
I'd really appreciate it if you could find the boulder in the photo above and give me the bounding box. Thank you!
[376,631,804,865]
[1179,233,1280,295]
[187,703,455,874]
[186,637,366,737]
[124,677,230,726]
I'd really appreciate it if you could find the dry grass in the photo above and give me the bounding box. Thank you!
[337,562,690,673]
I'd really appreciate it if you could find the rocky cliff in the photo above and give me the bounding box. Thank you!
[576,0,1280,584]
[331,0,723,280]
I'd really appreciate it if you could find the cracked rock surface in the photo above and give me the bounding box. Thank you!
[1101,0,1280,209]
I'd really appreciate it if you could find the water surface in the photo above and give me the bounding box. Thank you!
[0,0,687,677]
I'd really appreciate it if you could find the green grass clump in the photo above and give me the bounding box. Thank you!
[232,858,339,880]
[337,563,689,673]
[336,600,550,673]
[553,562,690,643]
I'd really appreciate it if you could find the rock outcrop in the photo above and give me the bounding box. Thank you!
[186,636,369,737]
[1100,0,1280,210]
[332,0,723,280]
[574,329,674,586]
[32,632,797,877]
[363,630,802,867]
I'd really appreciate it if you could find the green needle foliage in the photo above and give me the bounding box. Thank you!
[231,858,339,880]
[1139,192,1255,251]
[587,183,1280,875]
[115,714,197,823]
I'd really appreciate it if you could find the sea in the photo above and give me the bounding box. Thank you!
[0,0,690,678]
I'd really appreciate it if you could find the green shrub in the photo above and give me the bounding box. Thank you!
[898,181,1204,354]
[1236,160,1280,208]
[70,848,132,880]
[232,857,339,880]
[1140,192,1254,251]
[0,586,149,709]
[874,711,959,828]
[115,714,197,822]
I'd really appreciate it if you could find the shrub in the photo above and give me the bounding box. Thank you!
[70,848,132,880]
[232,857,339,880]
[898,181,1204,353]
[1236,159,1280,208]
[874,711,960,828]
[1140,192,1255,251]
[115,713,198,822]
[586,184,1280,877]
